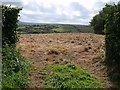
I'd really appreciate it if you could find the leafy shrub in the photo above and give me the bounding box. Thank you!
[2,44,31,88]
[43,63,103,89]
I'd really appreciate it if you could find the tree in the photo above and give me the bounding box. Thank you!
[90,12,105,34]
[90,4,115,35]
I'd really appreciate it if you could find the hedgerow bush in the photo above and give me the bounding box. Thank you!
[2,5,31,89]
[105,3,120,65]
[105,3,120,85]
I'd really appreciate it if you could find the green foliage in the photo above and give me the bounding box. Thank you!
[2,5,22,46]
[90,11,105,34]
[43,63,103,89]
[105,3,120,64]
[105,3,120,85]
[91,14,105,34]
[90,4,117,35]
[91,2,120,64]
[2,44,31,88]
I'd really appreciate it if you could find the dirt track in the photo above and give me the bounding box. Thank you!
[17,33,114,88]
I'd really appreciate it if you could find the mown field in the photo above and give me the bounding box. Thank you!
[17,33,119,88]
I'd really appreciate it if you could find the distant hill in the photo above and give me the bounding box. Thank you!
[18,21,74,25]
[17,22,93,34]
[18,21,89,26]
[18,21,44,25]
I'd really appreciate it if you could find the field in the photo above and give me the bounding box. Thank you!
[17,33,118,88]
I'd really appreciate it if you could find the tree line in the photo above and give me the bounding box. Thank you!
[91,2,120,85]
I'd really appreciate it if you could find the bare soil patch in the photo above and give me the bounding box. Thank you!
[17,33,115,88]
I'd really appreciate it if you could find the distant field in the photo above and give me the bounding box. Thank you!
[17,24,93,34]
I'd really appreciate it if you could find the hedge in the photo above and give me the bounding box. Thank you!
[105,3,120,65]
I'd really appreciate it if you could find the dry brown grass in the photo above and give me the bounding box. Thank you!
[46,45,68,55]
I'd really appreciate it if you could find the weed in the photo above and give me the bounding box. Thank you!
[98,53,105,61]
[43,63,103,89]
[2,44,31,88]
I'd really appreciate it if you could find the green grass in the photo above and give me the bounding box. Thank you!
[53,28,64,32]
[17,25,26,30]
[61,25,78,32]
[2,44,31,89]
[43,63,103,89]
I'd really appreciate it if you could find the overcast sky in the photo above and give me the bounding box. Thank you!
[1,0,119,25]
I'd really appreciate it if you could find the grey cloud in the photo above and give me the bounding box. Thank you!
[20,0,113,25]
[20,1,92,24]
[23,2,56,14]
[38,4,57,13]
[21,11,69,23]
[91,1,108,14]
[70,2,91,19]
[2,2,22,7]
[21,2,71,23]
